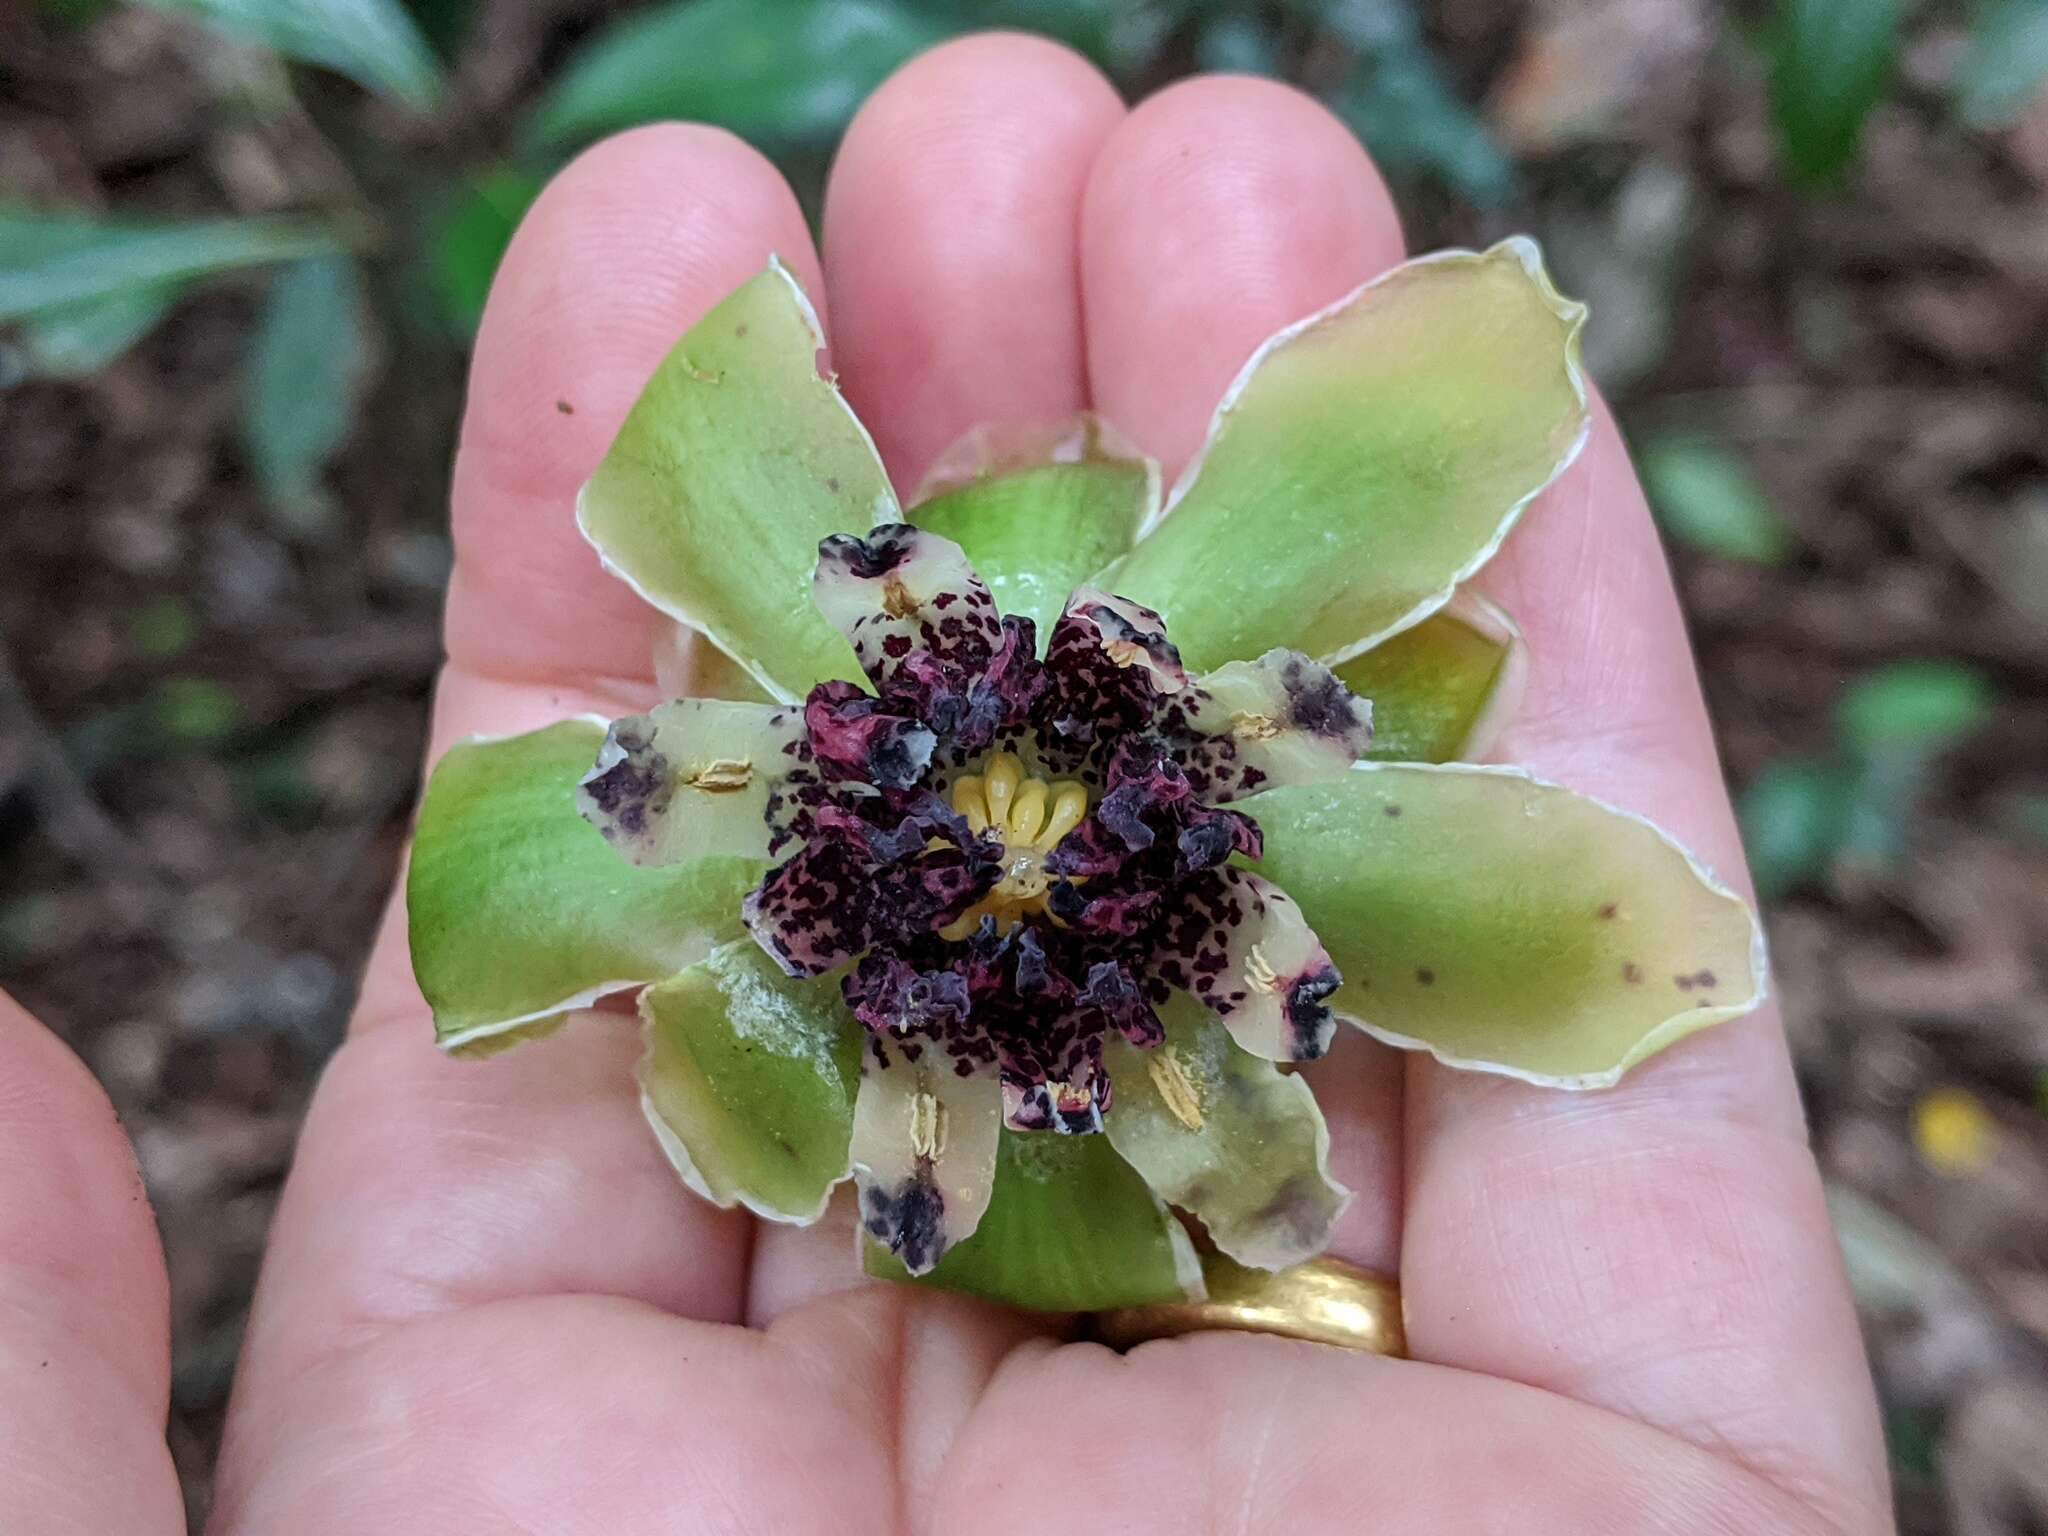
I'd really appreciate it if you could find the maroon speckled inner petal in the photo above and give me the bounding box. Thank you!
[1040,587,1188,747]
[814,524,1003,695]
[677,536,1375,1125]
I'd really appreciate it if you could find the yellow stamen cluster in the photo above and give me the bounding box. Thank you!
[940,751,1088,939]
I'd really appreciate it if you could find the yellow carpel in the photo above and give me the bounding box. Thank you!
[1008,779,1048,844]
[984,752,1022,831]
[952,774,989,834]
[942,757,1091,940]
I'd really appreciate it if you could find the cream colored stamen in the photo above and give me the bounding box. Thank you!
[1244,942,1282,996]
[1105,637,1149,669]
[909,1084,947,1161]
[685,758,755,793]
[1149,1047,1204,1131]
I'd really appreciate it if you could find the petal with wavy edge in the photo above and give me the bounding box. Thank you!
[576,699,811,865]
[911,414,1159,638]
[864,1128,1205,1311]
[851,1037,1003,1275]
[1151,867,1342,1062]
[638,941,862,1224]
[407,718,761,1051]
[1243,763,1769,1088]
[1336,589,1526,764]
[1104,993,1350,1271]
[1172,648,1373,801]
[576,259,896,703]
[812,523,1002,689]
[1096,239,1589,672]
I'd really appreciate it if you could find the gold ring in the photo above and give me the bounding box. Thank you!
[1092,1252,1405,1355]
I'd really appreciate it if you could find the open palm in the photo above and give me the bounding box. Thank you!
[183,37,1892,1534]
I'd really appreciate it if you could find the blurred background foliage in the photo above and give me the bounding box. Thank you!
[2,0,2045,1528]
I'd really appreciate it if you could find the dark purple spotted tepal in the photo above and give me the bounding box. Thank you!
[576,523,1373,1275]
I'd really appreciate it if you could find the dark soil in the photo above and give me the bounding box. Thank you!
[3,4,2045,1531]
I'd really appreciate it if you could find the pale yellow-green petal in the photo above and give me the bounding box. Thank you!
[575,699,807,865]
[1098,239,1589,672]
[910,414,1158,637]
[1336,590,1526,764]
[1105,994,1350,1271]
[576,258,896,702]
[851,1040,1002,1274]
[1244,764,1767,1088]
[407,718,760,1052]
[639,940,862,1224]
[864,1129,1204,1312]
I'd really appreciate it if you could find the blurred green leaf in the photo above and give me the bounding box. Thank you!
[1287,0,1515,206]
[1835,660,1996,757]
[36,0,118,25]
[1739,757,1851,901]
[1637,434,1794,564]
[1834,748,1924,871]
[918,0,1178,72]
[232,745,323,822]
[139,0,444,110]
[154,677,241,746]
[1764,0,1903,186]
[0,205,341,322]
[15,281,185,377]
[404,0,476,56]
[429,167,541,336]
[243,254,371,517]
[1196,10,1282,74]
[127,598,199,660]
[525,0,948,153]
[1955,0,2048,128]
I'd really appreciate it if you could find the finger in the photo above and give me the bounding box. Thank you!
[822,32,1123,490]
[0,993,182,1533]
[443,127,826,691]
[1080,76,1407,1272]
[748,33,1124,1322]
[225,128,823,1437]
[1400,408,1888,1527]
[1081,76,1405,481]
[939,1334,1849,1534]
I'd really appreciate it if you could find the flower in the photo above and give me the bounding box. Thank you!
[578,521,1374,1271]
[407,240,1769,1310]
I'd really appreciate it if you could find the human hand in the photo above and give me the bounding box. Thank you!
[0,990,183,1533]
[206,36,1893,1534]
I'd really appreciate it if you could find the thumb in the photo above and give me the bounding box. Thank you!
[0,990,184,1533]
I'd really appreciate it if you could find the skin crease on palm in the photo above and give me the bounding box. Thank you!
[0,34,1901,1536]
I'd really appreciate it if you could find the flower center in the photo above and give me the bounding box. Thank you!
[940,750,1088,939]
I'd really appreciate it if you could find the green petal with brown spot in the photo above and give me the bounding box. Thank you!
[1337,590,1526,764]
[407,717,761,1052]
[576,258,897,702]
[910,414,1157,638]
[1104,993,1350,1271]
[1244,764,1767,1088]
[864,1128,1204,1311]
[639,941,862,1224]
[1096,239,1589,672]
